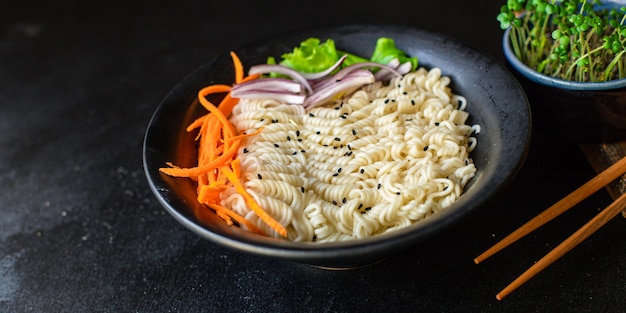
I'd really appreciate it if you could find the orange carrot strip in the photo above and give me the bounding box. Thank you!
[159,138,242,177]
[197,181,228,204]
[193,202,233,227]
[215,210,234,226]
[225,126,264,147]
[187,115,207,133]
[207,203,266,236]
[198,114,221,163]
[198,84,232,97]
[231,158,241,178]
[230,51,244,84]
[218,73,260,117]
[198,91,237,139]
[220,166,287,237]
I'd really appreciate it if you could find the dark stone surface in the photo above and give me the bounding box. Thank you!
[1,1,624,312]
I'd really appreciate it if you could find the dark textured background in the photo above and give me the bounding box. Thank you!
[1,1,624,312]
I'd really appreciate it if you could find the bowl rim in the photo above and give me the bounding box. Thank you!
[143,24,532,267]
[502,27,626,91]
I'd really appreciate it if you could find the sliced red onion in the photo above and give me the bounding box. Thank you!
[232,77,303,94]
[298,54,348,80]
[333,61,402,81]
[248,64,313,94]
[374,58,399,81]
[303,69,375,109]
[396,61,413,75]
[231,89,306,105]
[385,58,400,69]
[374,59,414,81]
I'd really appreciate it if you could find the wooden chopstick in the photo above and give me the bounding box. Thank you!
[474,155,626,300]
[475,155,626,264]
[495,191,626,300]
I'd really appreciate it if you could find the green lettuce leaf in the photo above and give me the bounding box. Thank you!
[370,38,418,71]
[273,37,418,74]
[279,38,340,73]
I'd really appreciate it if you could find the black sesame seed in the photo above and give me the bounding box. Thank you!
[243,148,249,153]
[423,146,429,151]
[333,146,338,149]
[337,168,342,173]
[360,211,366,214]
[334,137,341,141]
[347,145,352,150]
[260,118,265,122]
[274,143,280,148]
[402,91,408,95]
[296,130,300,136]
[334,106,340,110]
[292,151,297,155]
[358,203,363,209]
[352,129,356,135]
[340,115,347,119]
[332,173,339,177]
[435,122,440,126]
[332,200,337,205]
[323,144,328,147]
[257,174,263,179]
[377,183,381,189]
[396,192,401,195]
[342,197,346,204]
[271,119,278,123]
[360,168,365,174]
[301,187,305,193]
[365,207,371,211]
[391,99,396,102]
[411,99,415,105]
[443,186,449,191]
[297,138,303,142]
[309,113,315,117]
[384,99,390,104]
[316,131,321,135]
[301,149,306,153]
[287,136,291,141]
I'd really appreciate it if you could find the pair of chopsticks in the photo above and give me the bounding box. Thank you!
[474,155,626,300]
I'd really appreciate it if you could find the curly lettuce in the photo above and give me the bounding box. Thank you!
[370,37,418,71]
[273,37,418,73]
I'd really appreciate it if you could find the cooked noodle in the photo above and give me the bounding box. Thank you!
[224,67,478,242]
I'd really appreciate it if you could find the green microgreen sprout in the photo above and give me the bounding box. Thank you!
[498,0,626,82]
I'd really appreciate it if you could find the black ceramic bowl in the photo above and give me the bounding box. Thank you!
[502,28,626,144]
[143,25,531,268]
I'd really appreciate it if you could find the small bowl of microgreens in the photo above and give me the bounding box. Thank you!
[498,0,626,143]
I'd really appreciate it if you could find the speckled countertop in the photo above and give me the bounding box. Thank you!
[1,1,624,312]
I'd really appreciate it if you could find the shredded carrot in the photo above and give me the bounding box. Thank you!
[218,74,260,116]
[230,51,244,84]
[159,51,287,238]
[220,166,287,237]
[206,203,265,235]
